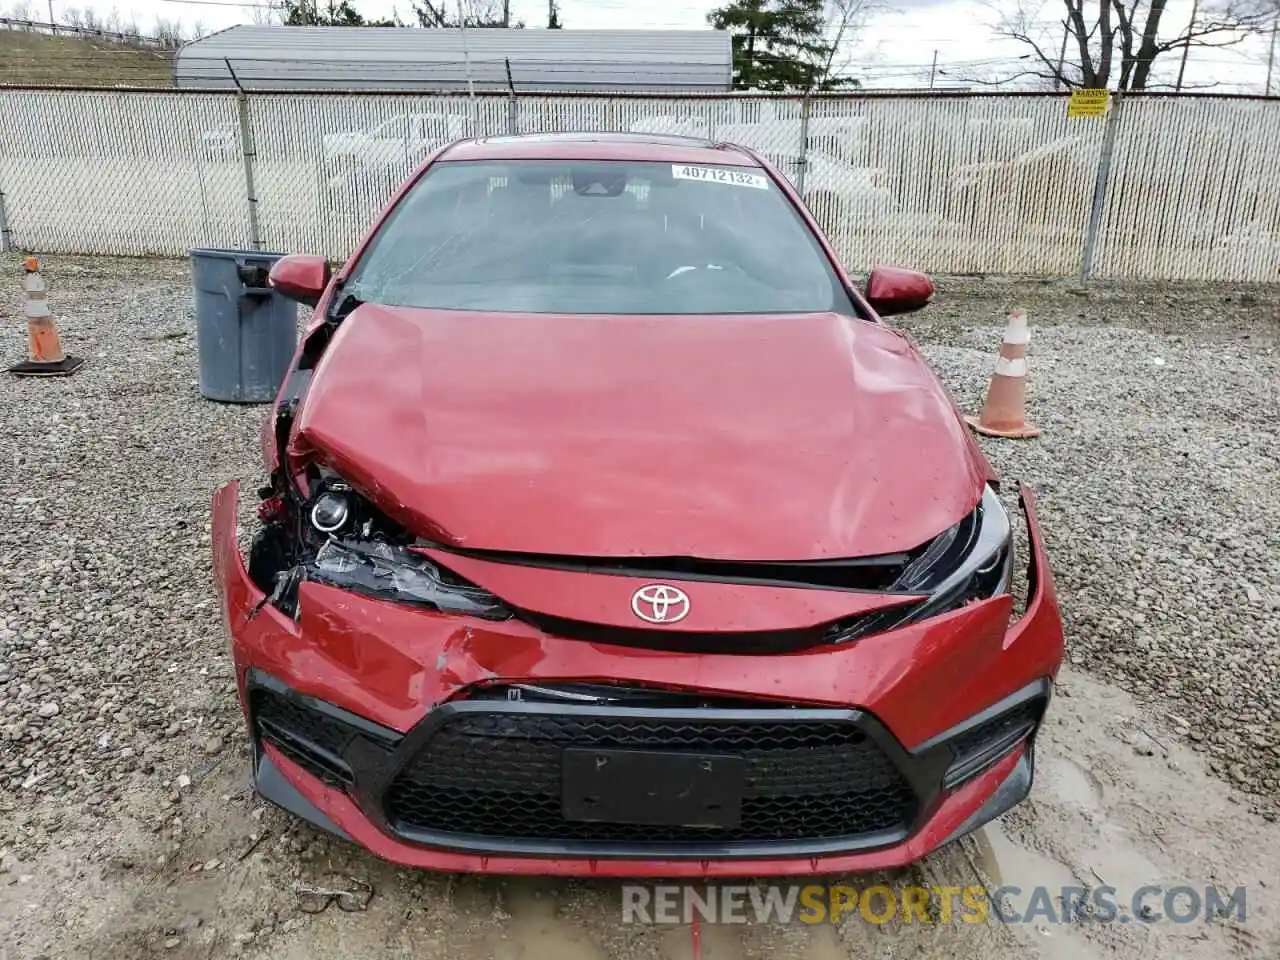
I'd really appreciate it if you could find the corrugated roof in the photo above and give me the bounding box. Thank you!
[175,27,732,92]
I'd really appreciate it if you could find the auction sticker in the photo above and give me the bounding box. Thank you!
[672,164,769,189]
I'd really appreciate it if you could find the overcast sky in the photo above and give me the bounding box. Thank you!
[44,0,1278,92]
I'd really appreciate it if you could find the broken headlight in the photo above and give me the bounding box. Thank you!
[307,537,510,620]
[252,471,511,622]
[836,485,1012,641]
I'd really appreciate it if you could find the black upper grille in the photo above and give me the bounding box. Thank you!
[472,682,795,709]
[384,709,916,846]
[512,610,895,654]
[438,548,915,591]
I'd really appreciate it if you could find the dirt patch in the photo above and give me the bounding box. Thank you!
[2,667,1275,959]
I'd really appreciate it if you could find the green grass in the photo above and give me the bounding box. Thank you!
[0,28,174,88]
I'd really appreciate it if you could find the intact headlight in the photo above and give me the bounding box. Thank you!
[894,484,1013,618]
[836,485,1012,641]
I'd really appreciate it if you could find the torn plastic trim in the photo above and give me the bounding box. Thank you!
[255,748,352,843]
[269,536,512,622]
[290,281,363,373]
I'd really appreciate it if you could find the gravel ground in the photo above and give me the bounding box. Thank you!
[0,255,1277,959]
[897,277,1280,812]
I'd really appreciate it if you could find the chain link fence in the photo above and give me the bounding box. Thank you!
[0,87,1276,281]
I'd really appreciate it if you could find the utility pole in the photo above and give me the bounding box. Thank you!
[1175,0,1200,92]
[458,0,477,131]
[928,49,938,88]
[1267,18,1277,96]
[501,0,508,27]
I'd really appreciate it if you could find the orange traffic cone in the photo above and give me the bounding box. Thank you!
[965,308,1040,439]
[8,257,84,377]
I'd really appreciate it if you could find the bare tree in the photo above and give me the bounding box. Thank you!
[414,0,509,26]
[248,2,283,25]
[109,12,143,39]
[151,16,188,45]
[5,1,35,21]
[995,0,1273,89]
[809,0,876,86]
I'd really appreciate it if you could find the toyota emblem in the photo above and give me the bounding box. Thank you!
[631,584,690,624]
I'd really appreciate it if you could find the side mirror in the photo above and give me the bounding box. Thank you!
[269,254,332,308]
[864,266,934,317]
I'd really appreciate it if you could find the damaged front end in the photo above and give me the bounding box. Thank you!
[248,406,510,623]
[211,461,1065,877]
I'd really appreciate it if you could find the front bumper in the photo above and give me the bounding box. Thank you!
[212,482,1064,876]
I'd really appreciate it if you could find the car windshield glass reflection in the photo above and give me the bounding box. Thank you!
[347,159,854,316]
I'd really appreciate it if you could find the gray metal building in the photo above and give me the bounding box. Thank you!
[174,26,733,92]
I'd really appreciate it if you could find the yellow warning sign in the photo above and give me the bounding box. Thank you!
[1067,89,1111,117]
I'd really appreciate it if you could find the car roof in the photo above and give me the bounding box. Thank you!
[439,131,762,167]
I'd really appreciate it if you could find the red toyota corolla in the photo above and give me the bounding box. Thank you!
[211,132,1064,877]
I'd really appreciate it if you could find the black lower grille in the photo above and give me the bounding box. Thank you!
[384,708,916,846]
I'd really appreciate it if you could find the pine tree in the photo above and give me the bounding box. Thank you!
[280,0,399,25]
[707,0,838,91]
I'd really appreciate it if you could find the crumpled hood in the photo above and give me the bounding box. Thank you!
[291,304,987,560]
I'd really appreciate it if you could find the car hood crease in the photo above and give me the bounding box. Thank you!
[290,303,986,561]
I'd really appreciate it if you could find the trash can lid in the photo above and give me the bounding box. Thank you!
[189,247,291,262]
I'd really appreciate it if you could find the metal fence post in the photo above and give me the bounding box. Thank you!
[0,186,13,253]
[1079,92,1123,285]
[505,58,518,135]
[796,91,812,196]
[227,58,263,251]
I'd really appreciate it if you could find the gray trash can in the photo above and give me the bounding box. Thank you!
[190,247,298,403]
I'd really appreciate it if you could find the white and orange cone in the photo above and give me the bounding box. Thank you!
[965,308,1040,439]
[8,257,85,377]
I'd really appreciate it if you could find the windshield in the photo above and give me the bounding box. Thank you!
[346,159,854,315]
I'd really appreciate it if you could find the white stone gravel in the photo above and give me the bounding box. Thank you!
[0,255,1277,873]
[0,255,259,854]
[900,277,1280,811]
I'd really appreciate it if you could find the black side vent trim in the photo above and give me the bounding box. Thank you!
[911,680,1050,791]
